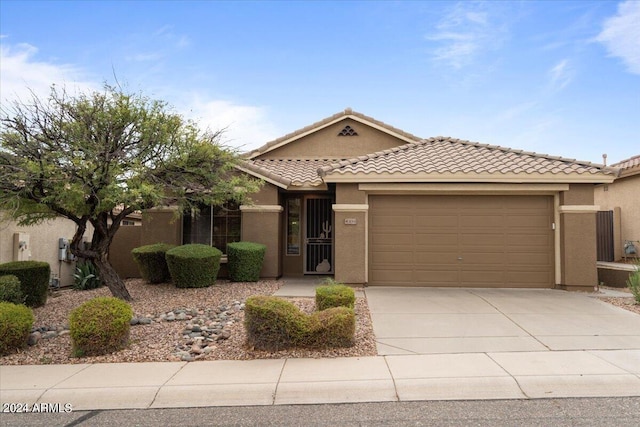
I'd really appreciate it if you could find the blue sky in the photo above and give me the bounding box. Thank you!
[1,1,638,164]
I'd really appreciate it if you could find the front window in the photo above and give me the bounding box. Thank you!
[182,202,241,253]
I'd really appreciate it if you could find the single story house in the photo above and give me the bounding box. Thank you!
[145,109,617,291]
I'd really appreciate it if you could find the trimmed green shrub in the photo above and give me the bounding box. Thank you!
[73,261,103,290]
[316,283,355,311]
[0,261,50,307]
[307,307,355,348]
[165,244,222,288]
[0,275,24,304]
[227,241,266,282]
[244,296,309,350]
[627,260,640,304]
[69,296,133,357]
[0,302,34,355]
[131,243,175,284]
[244,295,356,350]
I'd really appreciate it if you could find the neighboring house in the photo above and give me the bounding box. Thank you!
[145,109,616,290]
[594,154,640,261]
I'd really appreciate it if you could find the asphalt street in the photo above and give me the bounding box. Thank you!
[2,397,639,427]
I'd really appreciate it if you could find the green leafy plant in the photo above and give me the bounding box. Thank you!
[0,301,34,355]
[69,296,133,357]
[244,295,355,351]
[73,262,103,291]
[131,243,175,284]
[0,275,24,304]
[316,283,355,311]
[627,260,640,304]
[0,261,50,307]
[227,241,266,282]
[165,244,222,288]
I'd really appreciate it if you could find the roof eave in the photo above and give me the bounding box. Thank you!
[321,172,617,184]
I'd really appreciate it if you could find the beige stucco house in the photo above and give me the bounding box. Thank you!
[148,109,617,291]
[594,154,640,261]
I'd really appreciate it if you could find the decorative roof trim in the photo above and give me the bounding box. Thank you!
[359,183,570,195]
[611,154,640,178]
[245,108,422,159]
[323,171,616,184]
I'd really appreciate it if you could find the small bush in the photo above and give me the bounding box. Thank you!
[0,261,50,307]
[73,261,102,290]
[0,275,24,304]
[244,296,309,350]
[227,242,266,282]
[628,260,640,304]
[316,283,355,311]
[244,295,355,350]
[307,307,355,348]
[165,244,222,288]
[69,296,133,357]
[0,302,34,355]
[132,243,175,284]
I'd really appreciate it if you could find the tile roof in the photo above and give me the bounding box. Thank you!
[610,154,640,178]
[245,108,422,159]
[318,137,616,178]
[242,159,338,187]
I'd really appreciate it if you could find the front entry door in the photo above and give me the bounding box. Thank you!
[304,197,334,274]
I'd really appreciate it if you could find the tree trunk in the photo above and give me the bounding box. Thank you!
[94,256,132,301]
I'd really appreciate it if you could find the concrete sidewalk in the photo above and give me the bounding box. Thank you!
[2,285,639,411]
[1,351,639,410]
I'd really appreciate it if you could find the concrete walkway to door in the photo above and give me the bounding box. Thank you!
[365,287,640,355]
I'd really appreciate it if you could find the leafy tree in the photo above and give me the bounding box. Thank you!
[0,85,261,300]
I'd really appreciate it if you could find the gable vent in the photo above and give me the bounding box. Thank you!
[338,125,358,136]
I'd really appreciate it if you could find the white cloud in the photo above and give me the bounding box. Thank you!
[184,97,280,152]
[0,41,97,104]
[596,0,640,74]
[548,59,574,91]
[426,2,508,70]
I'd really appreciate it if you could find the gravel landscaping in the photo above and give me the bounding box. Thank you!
[2,280,638,366]
[0,279,377,365]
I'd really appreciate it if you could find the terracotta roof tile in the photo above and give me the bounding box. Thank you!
[611,154,640,169]
[318,137,616,178]
[242,159,338,187]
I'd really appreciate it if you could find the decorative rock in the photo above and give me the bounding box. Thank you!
[138,317,152,325]
[28,332,41,346]
[58,330,70,336]
[166,313,176,321]
[130,318,139,326]
[176,312,187,321]
[42,331,58,340]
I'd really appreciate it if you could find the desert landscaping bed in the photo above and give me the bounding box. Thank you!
[0,279,377,365]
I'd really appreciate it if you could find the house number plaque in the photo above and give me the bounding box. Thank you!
[344,218,357,225]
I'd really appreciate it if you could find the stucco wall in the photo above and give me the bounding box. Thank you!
[257,119,407,159]
[141,208,182,246]
[594,174,640,258]
[241,209,281,278]
[0,214,92,288]
[559,184,598,290]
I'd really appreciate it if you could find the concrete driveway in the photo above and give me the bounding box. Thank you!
[365,287,640,355]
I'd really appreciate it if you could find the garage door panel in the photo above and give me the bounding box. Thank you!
[415,215,459,228]
[369,195,554,288]
[506,215,550,228]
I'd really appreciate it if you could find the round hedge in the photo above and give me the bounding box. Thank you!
[0,301,34,355]
[131,243,175,284]
[69,296,133,357]
[0,275,24,304]
[227,241,266,282]
[165,244,222,288]
[0,261,50,307]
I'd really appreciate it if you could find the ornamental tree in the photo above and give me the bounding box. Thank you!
[0,85,261,300]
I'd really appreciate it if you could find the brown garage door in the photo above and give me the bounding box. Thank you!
[368,195,554,287]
